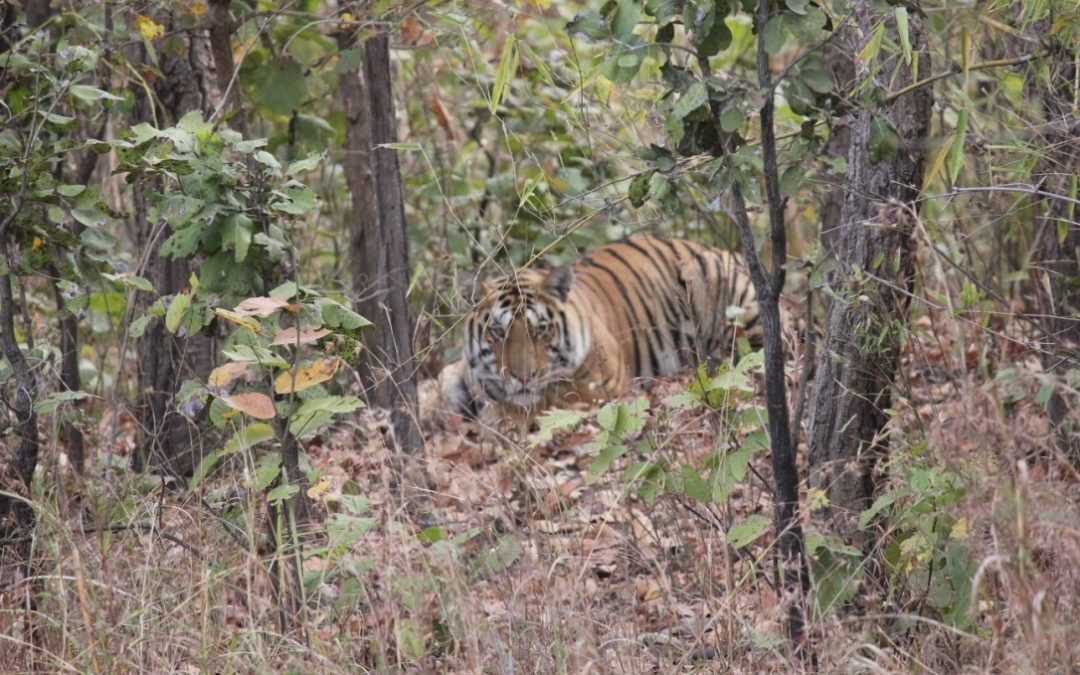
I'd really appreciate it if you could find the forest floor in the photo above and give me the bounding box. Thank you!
[2,313,1078,673]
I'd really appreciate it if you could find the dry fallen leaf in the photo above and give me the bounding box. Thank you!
[274,357,341,394]
[271,326,331,346]
[222,392,276,419]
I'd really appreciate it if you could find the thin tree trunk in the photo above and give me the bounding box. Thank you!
[338,29,424,495]
[807,7,933,554]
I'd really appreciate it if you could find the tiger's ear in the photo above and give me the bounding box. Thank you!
[542,265,574,302]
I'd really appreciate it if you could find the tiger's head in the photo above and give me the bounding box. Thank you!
[462,265,586,409]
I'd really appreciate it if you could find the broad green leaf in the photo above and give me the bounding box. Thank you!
[222,213,253,263]
[266,483,299,503]
[727,514,771,549]
[289,395,364,438]
[628,171,653,208]
[34,390,91,414]
[529,409,586,447]
[720,107,746,133]
[671,81,707,121]
[69,84,123,102]
[254,451,282,491]
[256,57,308,116]
[318,298,373,330]
[611,0,640,40]
[165,292,192,334]
[286,152,324,177]
[588,443,629,482]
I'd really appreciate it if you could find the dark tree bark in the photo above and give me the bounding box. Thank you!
[338,30,424,489]
[723,0,812,657]
[1030,39,1080,463]
[131,12,222,475]
[0,245,39,590]
[807,7,933,553]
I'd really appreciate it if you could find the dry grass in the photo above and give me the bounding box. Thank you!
[1,316,1078,674]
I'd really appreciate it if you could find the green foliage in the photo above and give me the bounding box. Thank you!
[114,112,322,315]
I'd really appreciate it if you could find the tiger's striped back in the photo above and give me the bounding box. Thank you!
[441,235,760,417]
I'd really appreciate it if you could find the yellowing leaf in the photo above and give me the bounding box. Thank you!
[307,476,332,499]
[271,326,331,346]
[222,392,276,419]
[950,517,970,540]
[233,296,289,318]
[274,357,341,394]
[215,308,261,332]
[208,362,250,389]
[186,0,208,19]
[134,14,165,41]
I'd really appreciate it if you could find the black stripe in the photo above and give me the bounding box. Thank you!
[583,259,648,375]
[605,248,671,376]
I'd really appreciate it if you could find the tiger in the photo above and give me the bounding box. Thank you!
[440,235,761,420]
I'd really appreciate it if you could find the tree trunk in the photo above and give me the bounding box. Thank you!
[131,12,222,475]
[807,7,933,553]
[1030,39,1080,463]
[338,30,423,489]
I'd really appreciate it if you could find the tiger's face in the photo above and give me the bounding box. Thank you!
[463,267,582,408]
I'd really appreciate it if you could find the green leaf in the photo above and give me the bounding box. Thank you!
[256,57,308,116]
[800,63,832,94]
[103,273,156,294]
[34,390,91,414]
[254,451,282,491]
[327,513,375,548]
[611,0,640,39]
[222,213,253,263]
[69,84,123,102]
[286,152,324,177]
[566,12,609,41]
[253,150,281,170]
[946,109,968,184]
[895,7,911,65]
[129,314,151,338]
[165,292,193,334]
[56,184,86,197]
[318,298,373,330]
[222,422,276,455]
[289,395,364,439]
[727,514,771,549]
[628,171,653,208]
[671,81,708,121]
[588,443,629,482]
[762,17,788,55]
[529,409,587,447]
[490,35,519,115]
[720,107,746,133]
[266,483,299,503]
[680,464,711,503]
[695,12,732,57]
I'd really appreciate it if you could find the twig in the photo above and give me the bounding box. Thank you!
[883,54,1041,103]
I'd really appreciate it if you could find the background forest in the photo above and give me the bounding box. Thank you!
[0,0,1078,672]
